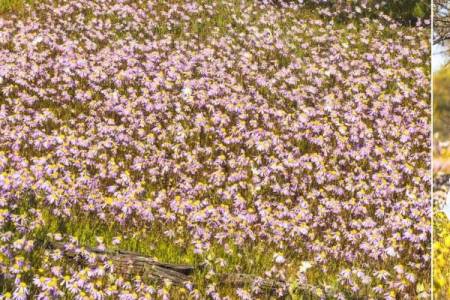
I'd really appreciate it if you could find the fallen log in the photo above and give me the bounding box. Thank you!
[47,241,285,293]
[49,241,195,275]
[47,241,347,297]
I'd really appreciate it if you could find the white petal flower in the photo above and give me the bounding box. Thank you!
[32,36,43,45]
[182,86,192,98]
[273,253,285,264]
[299,261,313,273]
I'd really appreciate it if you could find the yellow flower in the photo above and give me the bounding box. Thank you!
[435,275,445,288]
[444,236,450,248]
[108,285,117,292]
[49,277,58,288]
[105,197,114,205]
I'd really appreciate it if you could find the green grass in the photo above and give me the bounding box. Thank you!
[8,192,418,298]
[0,0,31,14]
[2,193,343,298]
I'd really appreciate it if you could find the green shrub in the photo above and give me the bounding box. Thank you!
[378,0,430,22]
[292,0,430,24]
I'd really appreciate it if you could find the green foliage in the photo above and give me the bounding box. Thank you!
[434,67,450,138]
[380,0,430,21]
[300,0,430,24]
[353,0,430,24]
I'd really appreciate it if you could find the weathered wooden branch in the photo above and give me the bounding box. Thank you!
[47,241,346,297]
[48,241,285,293]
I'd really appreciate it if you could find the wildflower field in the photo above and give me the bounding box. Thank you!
[0,0,430,299]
